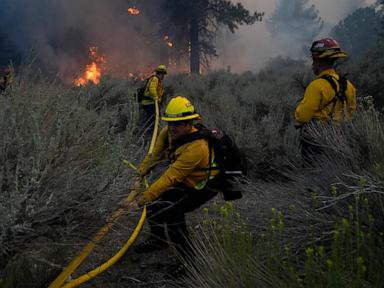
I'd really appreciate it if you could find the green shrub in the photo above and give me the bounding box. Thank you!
[178,180,384,287]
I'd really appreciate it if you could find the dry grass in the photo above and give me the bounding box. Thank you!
[0,65,146,286]
[1,57,384,287]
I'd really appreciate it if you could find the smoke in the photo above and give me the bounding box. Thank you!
[315,0,372,24]
[212,0,376,72]
[0,0,377,79]
[0,0,164,82]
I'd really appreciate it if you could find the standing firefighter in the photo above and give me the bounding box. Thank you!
[134,96,221,277]
[138,64,167,137]
[295,38,357,166]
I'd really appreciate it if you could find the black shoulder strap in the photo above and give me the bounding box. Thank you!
[140,76,161,102]
[168,125,209,152]
[144,75,153,89]
[338,75,348,103]
[144,75,160,90]
[171,131,205,149]
[167,124,214,170]
[320,74,348,110]
[320,74,338,96]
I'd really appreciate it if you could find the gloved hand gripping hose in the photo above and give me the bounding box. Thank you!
[49,100,160,288]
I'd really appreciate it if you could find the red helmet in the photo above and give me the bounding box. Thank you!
[310,38,347,59]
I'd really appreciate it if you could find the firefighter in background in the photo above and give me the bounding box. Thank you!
[0,66,11,92]
[134,96,220,277]
[295,38,357,166]
[139,64,167,137]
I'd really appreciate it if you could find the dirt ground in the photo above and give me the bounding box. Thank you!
[73,210,185,288]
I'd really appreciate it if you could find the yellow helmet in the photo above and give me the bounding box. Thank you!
[154,64,167,74]
[162,96,200,121]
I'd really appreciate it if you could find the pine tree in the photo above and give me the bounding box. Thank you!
[161,0,263,74]
[331,6,382,59]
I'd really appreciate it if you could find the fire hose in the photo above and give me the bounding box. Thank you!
[49,100,160,288]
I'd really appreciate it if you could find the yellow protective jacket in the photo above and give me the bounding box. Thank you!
[139,126,218,203]
[295,68,357,124]
[141,75,164,105]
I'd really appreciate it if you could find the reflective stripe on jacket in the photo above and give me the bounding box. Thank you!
[140,126,218,202]
[141,75,164,105]
[295,68,357,124]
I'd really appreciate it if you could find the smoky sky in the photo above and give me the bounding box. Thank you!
[0,0,164,81]
[213,0,375,72]
[0,0,377,78]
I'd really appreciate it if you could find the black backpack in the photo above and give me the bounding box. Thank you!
[136,75,158,103]
[171,124,247,201]
[320,74,348,117]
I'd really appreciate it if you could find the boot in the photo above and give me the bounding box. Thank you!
[134,224,168,253]
[134,236,168,253]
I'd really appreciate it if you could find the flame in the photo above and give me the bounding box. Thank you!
[128,7,140,15]
[163,35,173,48]
[74,46,106,86]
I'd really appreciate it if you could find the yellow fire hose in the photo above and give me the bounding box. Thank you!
[48,191,140,288]
[149,100,160,154]
[49,100,160,287]
[61,206,147,288]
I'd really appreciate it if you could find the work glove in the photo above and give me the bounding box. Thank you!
[131,178,144,192]
[136,166,146,179]
[125,179,145,205]
[136,192,152,207]
[137,161,152,178]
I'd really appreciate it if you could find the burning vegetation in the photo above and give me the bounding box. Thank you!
[74,46,106,86]
[127,7,140,15]
[163,35,173,48]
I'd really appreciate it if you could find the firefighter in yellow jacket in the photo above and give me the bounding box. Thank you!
[295,38,357,166]
[134,96,219,277]
[139,64,167,137]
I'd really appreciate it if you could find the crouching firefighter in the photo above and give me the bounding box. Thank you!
[294,38,357,167]
[134,96,222,277]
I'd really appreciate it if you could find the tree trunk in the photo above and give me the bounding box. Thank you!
[189,17,200,74]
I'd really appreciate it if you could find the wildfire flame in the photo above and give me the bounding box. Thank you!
[127,7,140,15]
[74,46,106,86]
[164,35,173,48]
